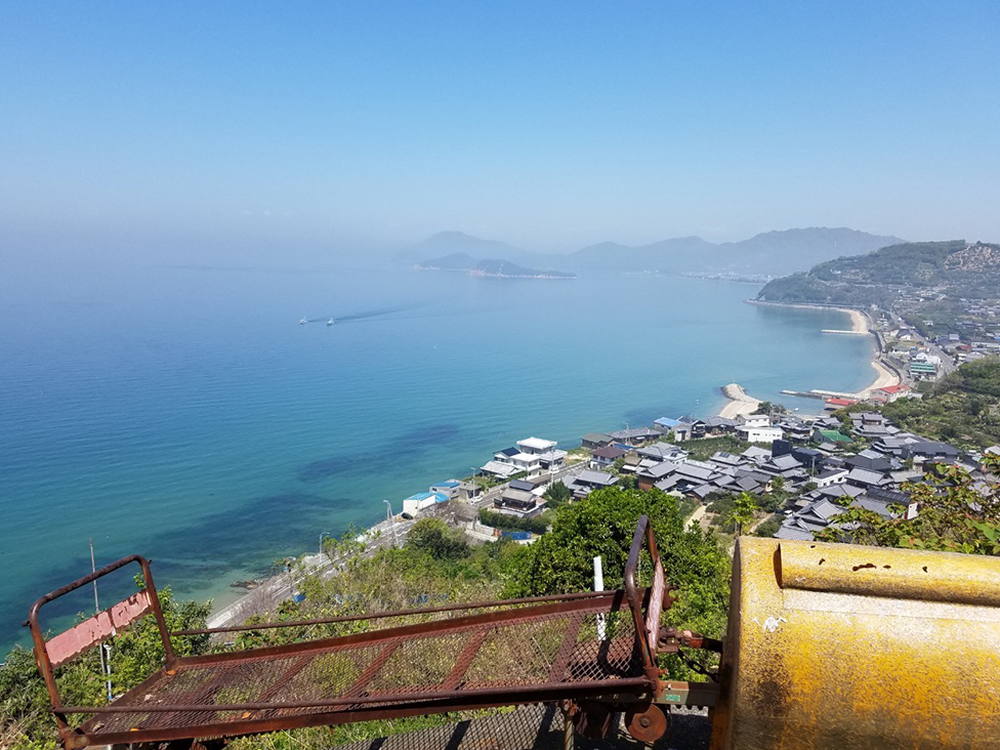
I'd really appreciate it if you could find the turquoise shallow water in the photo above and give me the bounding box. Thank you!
[0,262,872,651]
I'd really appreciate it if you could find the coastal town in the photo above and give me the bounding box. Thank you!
[385,302,996,544]
[207,302,999,629]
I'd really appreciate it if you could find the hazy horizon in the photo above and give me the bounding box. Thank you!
[2,2,999,265]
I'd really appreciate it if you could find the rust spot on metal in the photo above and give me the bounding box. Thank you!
[716,537,1000,749]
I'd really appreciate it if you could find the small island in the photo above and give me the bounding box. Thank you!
[416,252,575,280]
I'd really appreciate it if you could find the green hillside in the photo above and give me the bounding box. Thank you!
[758,240,1000,305]
[881,357,1000,448]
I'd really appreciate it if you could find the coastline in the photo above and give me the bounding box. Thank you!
[717,383,761,418]
[748,299,871,334]
[747,299,901,397]
[204,302,884,629]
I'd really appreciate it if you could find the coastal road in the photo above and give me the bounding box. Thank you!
[205,516,416,630]
[206,461,587,631]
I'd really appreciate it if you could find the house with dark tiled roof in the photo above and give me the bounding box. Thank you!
[565,469,618,498]
[845,449,894,474]
[581,432,613,449]
[590,445,627,469]
[608,427,660,446]
[636,461,679,491]
[637,443,689,463]
[846,466,890,489]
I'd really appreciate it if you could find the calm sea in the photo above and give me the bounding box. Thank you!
[0,261,873,651]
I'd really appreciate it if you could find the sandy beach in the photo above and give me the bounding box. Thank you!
[748,299,902,397]
[859,357,902,395]
[749,299,871,334]
[718,383,761,418]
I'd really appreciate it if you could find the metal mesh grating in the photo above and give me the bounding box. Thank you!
[331,703,712,750]
[76,592,651,744]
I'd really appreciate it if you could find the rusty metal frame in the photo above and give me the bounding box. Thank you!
[623,515,666,681]
[29,516,694,750]
[25,555,175,746]
[171,589,615,637]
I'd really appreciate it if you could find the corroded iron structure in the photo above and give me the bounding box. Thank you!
[27,524,1000,748]
[29,517,716,749]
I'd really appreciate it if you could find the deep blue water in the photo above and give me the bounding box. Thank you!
[0,261,873,651]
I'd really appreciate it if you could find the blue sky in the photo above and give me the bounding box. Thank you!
[2,1,998,259]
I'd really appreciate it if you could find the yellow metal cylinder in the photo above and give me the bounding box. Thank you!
[711,537,1000,749]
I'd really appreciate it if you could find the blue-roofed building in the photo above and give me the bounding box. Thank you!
[402,491,449,516]
[429,479,462,498]
[654,417,681,431]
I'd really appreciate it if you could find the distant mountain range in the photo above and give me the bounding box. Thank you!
[416,252,575,279]
[399,228,904,277]
[758,240,1000,306]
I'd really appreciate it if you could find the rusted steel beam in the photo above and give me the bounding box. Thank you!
[547,616,586,682]
[174,592,624,669]
[25,553,174,744]
[342,641,402,698]
[441,627,491,691]
[46,591,153,667]
[70,677,654,749]
[61,676,653,714]
[654,680,719,708]
[623,515,658,675]
[172,590,610,636]
[254,654,314,704]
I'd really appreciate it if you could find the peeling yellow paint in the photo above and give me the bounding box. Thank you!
[711,538,1000,749]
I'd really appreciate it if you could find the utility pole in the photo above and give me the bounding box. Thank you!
[319,531,332,556]
[89,539,113,702]
[383,499,397,547]
[593,556,606,641]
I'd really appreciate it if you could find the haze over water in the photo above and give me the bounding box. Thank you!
[0,261,873,650]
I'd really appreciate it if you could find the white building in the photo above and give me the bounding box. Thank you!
[737,424,784,444]
[516,437,557,454]
[402,491,449,516]
[508,453,541,474]
[814,468,848,488]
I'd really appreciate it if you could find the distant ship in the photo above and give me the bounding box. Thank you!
[298,317,307,325]
[326,318,335,326]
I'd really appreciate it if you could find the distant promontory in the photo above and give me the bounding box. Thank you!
[417,252,575,280]
[398,228,904,278]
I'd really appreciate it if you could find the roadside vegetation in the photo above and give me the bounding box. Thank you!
[675,435,750,461]
[880,357,1000,447]
[0,588,209,750]
[1,489,728,750]
[819,456,1000,555]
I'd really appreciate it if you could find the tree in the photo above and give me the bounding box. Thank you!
[726,492,758,536]
[753,401,786,416]
[478,508,550,535]
[817,456,1000,554]
[505,487,730,641]
[405,518,470,560]
[754,516,782,538]
[1,585,209,750]
[543,480,572,508]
